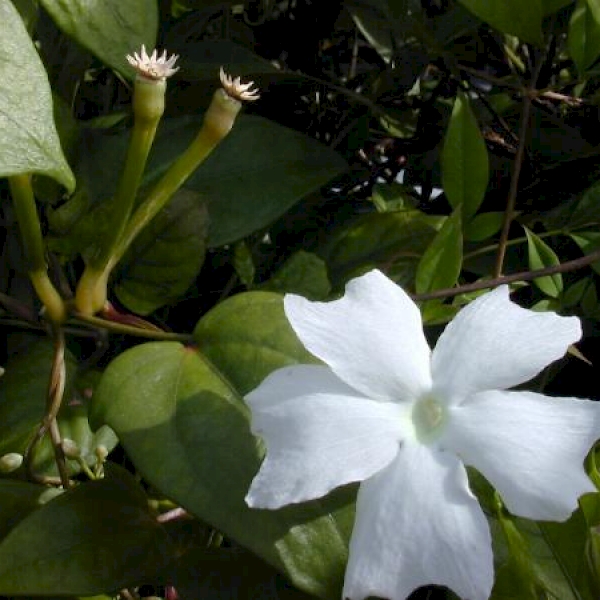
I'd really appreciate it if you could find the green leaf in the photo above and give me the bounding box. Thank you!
[585,0,600,25]
[260,251,331,300]
[570,231,600,275]
[49,115,348,254]
[0,465,170,596]
[416,208,463,294]
[543,0,576,13]
[193,291,318,395]
[0,480,47,540]
[464,211,504,242]
[90,342,353,600]
[492,513,542,599]
[318,210,440,289]
[457,0,544,45]
[564,179,600,228]
[524,228,563,297]
[569,0,600,72]
[114,190,208,315]
[38,0,157,77]
[0,0,74,190]
[233,241,256,288]
[162,38,276,80]
[189,116,348,246]
[442,92,489,221]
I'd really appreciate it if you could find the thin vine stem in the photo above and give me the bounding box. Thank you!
[73,314,193,342]
[412,247,600,302]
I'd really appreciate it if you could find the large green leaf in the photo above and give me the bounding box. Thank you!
[441,92,489,222]
[90,341,353,599]
[0,466,170,595]
[114,190,208,315]
[457,0,544,45]
[569,0,600,72]
[415,208,463,294]
[193,291,318,394]
[49,115,347,254]
[0,0,74,190]
[39,0,157,77]
[0,480,47,541]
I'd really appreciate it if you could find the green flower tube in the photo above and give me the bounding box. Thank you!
[108,68,260,273]
[75,46,179,316]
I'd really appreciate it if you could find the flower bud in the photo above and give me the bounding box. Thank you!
[95,444,109,461]
[61,438,80,459]
[0,452,23,473]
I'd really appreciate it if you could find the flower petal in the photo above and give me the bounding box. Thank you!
[431,286,581,402]
[245,365,407,509]
[344,443,493,600]
[284,270,432,403]
[443,390,600,521]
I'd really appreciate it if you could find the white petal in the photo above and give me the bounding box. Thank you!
[443,390,600,521]
[284,270,432,403]
[431,286,581,402]
[245,365,407,509]
[344,443,493,600]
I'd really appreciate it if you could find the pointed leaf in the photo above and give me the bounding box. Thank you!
[90,342,353,600]
[415,208,463,294]
[457,0,544,45]
[442,92,489,221]
[524,227,563,297]
[114,190,208,315]
[39,0,157,77]
[0,0,74,190]
[49,115,348,254]
[585,0,600,25]
[0,466,171,595]
[569,0,600,71]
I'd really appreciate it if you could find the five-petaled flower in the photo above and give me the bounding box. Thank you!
[126,45,179,81]
[245,269,600,600]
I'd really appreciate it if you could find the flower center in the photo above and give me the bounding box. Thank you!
[411,396,447,443]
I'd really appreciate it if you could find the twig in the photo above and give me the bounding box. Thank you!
[412,247,600,302]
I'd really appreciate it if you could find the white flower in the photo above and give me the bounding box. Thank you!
[244,270,600,600]
[126,45,179,80]
[219,67,260,101]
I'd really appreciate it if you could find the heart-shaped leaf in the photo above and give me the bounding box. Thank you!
[90,340,353,599]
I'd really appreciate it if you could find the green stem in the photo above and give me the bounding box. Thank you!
[73,314,193,341]
[75,78,166,315]
[110,88,243,267]
[8,175,66,323]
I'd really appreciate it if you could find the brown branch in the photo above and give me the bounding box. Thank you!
[413,248,600,302]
